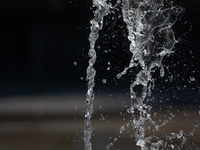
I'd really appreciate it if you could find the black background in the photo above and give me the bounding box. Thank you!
[0,0,199,98]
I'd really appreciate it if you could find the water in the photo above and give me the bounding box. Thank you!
[84,0,184,149]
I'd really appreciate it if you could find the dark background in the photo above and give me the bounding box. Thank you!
[0,1,200,150]
[0,0,199,97]
[0,0,92,96]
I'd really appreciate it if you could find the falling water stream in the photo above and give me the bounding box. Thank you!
[84,0,185,149]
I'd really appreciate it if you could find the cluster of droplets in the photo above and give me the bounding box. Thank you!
[85,0,183,150]
[114,0,182,149]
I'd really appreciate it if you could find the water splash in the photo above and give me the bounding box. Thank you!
[85,0,183,149]
[117,0,182,149]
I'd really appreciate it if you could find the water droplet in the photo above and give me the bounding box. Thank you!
[116,74,121,79]
[190,77,195,82]
[114,138,117,142]
[80,77,84,80]
[109,143,113,147]
[177,130,183,138]
[75,107,77,109]
[102,79,107,83]
[155,125,159,131]
[107,67,110,70]
[160,67,164,77]
[189,132,193,136]
[74,62,77,66]
[120,126,125,134]
[171,144,174,149]
[105,145,109,150]
[127,123,130,128]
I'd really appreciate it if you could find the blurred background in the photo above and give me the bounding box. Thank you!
[0,0,200,150]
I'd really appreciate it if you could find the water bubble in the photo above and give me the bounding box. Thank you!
[107,67,110,70]
[80,77,84,80]
[102,79,107,83]
[108,61,111,65]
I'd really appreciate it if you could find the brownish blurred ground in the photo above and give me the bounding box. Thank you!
[0,94,199,150]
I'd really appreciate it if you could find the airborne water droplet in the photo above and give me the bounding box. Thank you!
[116,74,121,79]
[114,138,117,142]
[105,145,109,150]
[171,144,174,149]
[102,79,107,83]
[190,77,195,82]
[74,62,77,66]
[120,126,125,134]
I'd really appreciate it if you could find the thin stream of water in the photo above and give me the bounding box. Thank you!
[84,1,112,150]
[85,0,183,149]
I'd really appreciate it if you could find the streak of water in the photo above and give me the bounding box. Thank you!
[84,1,112,150]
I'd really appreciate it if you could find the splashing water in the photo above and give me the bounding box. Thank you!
[85,0,183,150]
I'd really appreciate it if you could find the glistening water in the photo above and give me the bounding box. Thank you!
[84,0,198,150]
